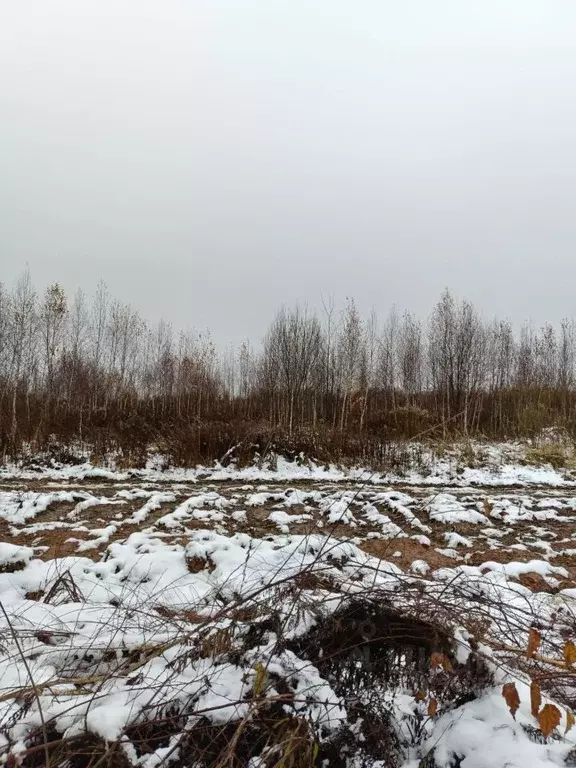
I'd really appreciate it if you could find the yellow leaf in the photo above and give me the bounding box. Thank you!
[538,703,561,739]
[527,628,542,659]
[564,641,576,668]
[253,662,268,696]
[566,711,575,735]
[428,699,438,718]
[502,682,520,720]
[530,681,542,718]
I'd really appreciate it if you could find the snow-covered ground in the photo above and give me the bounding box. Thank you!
[2,447,576,766]
[3,480,576,571]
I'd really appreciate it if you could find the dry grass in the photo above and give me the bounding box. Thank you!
[525,443,576,469]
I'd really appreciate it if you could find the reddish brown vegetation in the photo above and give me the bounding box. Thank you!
[2,273,576,467]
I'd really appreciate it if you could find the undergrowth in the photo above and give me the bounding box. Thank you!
[2,541,576,767]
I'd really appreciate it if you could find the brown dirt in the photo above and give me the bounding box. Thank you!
[360,537,456,572]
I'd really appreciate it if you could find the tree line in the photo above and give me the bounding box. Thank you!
[1,270,575,465]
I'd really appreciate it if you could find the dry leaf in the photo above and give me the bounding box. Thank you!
[430,652,453,673]
[564,641,576,668]
[502,682,520,719]
[414,689,426,702]
[530,681,542,718]
[566,711,575,735]
[527,628,542,659]
[428,699,438,717]
[538,703,561,739]
[430,652,442,669]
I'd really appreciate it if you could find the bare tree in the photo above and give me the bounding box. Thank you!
[397,311,423,401]
[336,299,364,431]
[359,308,378,432]
[40,283,68,398]
[263,306,323,433]
[378,307,399,416]
[7,270,37,440]
[429,290,485,433]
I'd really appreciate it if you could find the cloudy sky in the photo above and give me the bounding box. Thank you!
[1,1,576,347]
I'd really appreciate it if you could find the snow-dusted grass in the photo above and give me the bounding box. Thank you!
[3,440,576,487]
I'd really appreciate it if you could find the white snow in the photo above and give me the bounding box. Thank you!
[0,542,34,569]
[424,493,490,524]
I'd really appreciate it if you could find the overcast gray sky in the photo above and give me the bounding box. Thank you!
[1,1,576,347]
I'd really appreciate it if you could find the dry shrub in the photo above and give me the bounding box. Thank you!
[0,559,28,575]
[186,554,211,573]
[386,405,433,437]
[1,588,500,768]
[517,404,559,438]
[19,731,133,768]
